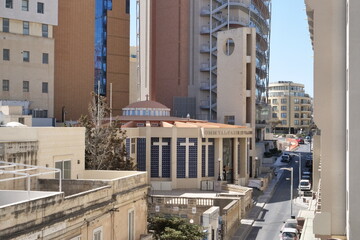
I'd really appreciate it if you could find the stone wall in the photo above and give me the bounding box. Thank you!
[0,172,149,240]
[38,179,107,196]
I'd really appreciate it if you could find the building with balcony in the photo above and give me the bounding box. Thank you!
[134,0,271,179]
[268,81,312,134]
[304,0,360,239]
[53,0,130,122]
[0,0,58,126]
[138,0,271,122]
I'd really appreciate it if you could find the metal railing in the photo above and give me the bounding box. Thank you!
[0,161,62,201]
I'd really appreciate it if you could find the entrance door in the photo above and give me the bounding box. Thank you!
[223,138,234,183]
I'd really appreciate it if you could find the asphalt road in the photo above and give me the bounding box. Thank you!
[245,143,311,240]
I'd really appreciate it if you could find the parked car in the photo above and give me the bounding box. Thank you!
[280,219,298,233]
[299,179,311,191]
[296,138,305,144]
[279,227,300,240]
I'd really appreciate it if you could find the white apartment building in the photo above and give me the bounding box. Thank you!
[0,0,58,125]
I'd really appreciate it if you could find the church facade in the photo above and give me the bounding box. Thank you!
[118,100,253,190]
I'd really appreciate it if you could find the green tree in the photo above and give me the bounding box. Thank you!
[78,92,135,170]
[148,216,206,240]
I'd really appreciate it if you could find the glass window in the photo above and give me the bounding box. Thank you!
[282,120,287,125]
[131,138,136,154]
[128,210,134,240]
[272,113,277,118]
[23,51,30,62]
[69,236,81,240]
[3,18,9,32]
[272,106,278,112]
[281,105,287,111]
[281,113,287,118]
[42,53,48,64]
[55,160,71,179]
[294,120,300,125]
[23,81,29,92]
[42,24,48,37]
[294,98,299,104]
[272,99,278,104]
[93,227,102,240]
[32,109,47,118]
[42,82,48,93]
[22,0,29,11]
[126,0,130,14]
[281,98,287,104]
[294,106,300,111]
[2,80,9,91]
[5,0,13,8]
[294,113,299,118]
[37,2,44,13]
[23,21,29,35]
[224,115,235,125]
[3,49,10,61]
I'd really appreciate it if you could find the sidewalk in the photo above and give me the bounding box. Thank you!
[231,156,286,240]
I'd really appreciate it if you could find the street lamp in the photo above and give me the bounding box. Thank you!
[291,153,302,183]
[281,167,294,218]
[217,158,221,181]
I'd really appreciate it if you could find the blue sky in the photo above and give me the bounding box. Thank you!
[129,0,313,96]
[269,0,313,96]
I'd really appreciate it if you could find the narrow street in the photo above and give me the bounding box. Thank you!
[244,143,312,240]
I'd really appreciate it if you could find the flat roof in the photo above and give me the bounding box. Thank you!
[0,190,61,208]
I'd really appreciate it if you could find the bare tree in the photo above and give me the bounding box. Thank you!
[79,92,135,170]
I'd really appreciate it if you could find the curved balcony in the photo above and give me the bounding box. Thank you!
[256,49,267,65]
[256,67,267,80]
[200,16,249,35]
[250,12,270,36]
[249,22,269,52]
[252,0,270,19]
[200,62,217,72]
[200,0,250,16]
[256,34,268,52]
[200,44,217,54]
[200,81,217,93]
[200,100,217,112]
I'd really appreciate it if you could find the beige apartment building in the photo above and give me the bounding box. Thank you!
[0,0,57,123]
[304,0,360,239]
[0,126,149,240]
[268,81,312,134]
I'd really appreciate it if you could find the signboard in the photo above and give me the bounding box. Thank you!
[201,128,252,138]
